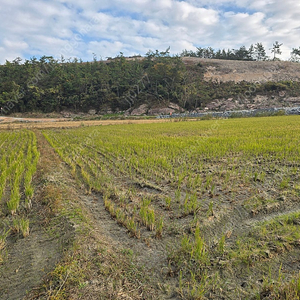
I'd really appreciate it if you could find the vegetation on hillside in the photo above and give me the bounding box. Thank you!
[1,45,300,114]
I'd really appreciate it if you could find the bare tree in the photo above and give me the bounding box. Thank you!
[270,41,283,60]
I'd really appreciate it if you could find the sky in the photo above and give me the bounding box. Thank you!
[0,0,299,63]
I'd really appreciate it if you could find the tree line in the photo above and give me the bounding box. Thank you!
[181,42,300,62]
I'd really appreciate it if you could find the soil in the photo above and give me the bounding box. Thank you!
[182,57,300,83]
[80,193,166,273]
[203,202,300,243]
[0,223,73,300]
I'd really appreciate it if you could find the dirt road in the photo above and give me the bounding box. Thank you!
[0,116,170,129]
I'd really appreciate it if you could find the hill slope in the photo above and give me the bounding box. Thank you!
[1,56,300,115]
[183,58,300,83]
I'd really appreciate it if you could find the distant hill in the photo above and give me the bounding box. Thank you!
[1,55,300,116]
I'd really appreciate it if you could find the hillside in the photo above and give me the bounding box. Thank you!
[128,58,300,115]
[183,58,300,83]
[179,58,300,113]
[1,56,300,116]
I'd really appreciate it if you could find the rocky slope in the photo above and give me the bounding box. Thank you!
[127,58,300,115]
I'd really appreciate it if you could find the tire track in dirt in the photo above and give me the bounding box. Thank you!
[79,193,169,274]
[200,204,300,299]
[203,204,300,244]
[0,226,71,300]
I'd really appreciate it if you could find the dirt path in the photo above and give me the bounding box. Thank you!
[0,117,171,130]
[0,224,72,300]
[0,116,62,123]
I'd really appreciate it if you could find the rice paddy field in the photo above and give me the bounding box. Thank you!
[1,115,300,299]
[0,130,39,260]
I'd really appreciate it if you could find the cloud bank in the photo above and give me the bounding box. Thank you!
[0,0,299,63]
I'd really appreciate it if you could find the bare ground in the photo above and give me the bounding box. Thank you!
[0,223,73,300]
[182,57,300,83]
[0,117,169,130]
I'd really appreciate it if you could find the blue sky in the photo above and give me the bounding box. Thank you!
[0,0,299,63]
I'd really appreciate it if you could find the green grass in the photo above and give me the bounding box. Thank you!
[0,130,39,260]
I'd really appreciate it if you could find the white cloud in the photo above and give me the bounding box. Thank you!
[3,39,28,50]
[0,0,298,63]
[87,40,125,59]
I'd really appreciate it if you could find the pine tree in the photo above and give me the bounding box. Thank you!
[254,43,267,61]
